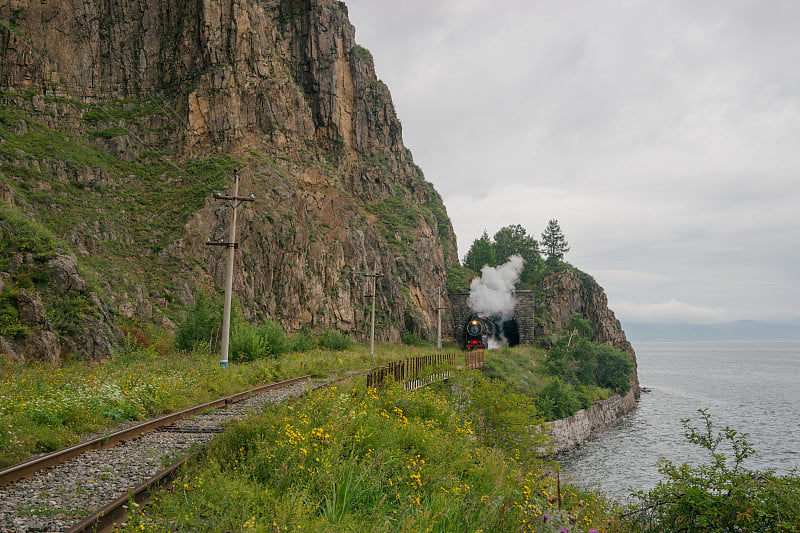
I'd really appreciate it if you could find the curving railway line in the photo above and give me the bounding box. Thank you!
[0,353,476,532]
[0,375,315,533]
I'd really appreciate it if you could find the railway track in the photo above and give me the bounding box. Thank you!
[1,354,467,532]
[0,375,316,533]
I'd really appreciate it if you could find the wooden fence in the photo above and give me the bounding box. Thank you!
[366,351,485,391]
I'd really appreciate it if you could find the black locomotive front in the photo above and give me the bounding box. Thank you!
[463,315,493,350]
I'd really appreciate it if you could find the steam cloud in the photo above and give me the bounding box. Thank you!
[467,255,524,320]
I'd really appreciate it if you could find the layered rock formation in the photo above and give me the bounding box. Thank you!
[1,0,457,360]
[1,1,636,370]
[537,267,639,393]
[537,269,631,352]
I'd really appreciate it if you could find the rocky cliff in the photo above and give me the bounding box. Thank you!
[536,267,639,393]
[0,0,457,361]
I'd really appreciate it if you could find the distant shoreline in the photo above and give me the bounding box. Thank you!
[623,320,800,342]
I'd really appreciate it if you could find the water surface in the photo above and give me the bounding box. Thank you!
[558,341,800,501]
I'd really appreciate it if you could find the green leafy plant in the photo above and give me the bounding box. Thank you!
[318,329,352,351]
[174,293,221,352]
[400,330,426,347]
[445,371,548,462]
[254,320,289,358]
[289,326,316,352]
[113,381,610,532]
[616,410,800,532]
[229,319,269,363]
[544,316,634,396]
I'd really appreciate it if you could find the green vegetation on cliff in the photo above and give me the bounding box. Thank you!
[479,328,633,421]
[0,203,99,343]
[0,91,240,325]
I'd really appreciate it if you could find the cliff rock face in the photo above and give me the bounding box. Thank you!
[537,269,630,350]
[1,0,458,359]
[537,267,639,392]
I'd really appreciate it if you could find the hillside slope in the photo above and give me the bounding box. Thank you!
[1,0,458,361]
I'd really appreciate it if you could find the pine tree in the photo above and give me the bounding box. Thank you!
[541,219,570,266]
[493,224,541,285]
[463,230,496,272]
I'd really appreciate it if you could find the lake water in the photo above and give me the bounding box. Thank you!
[558,341,800,501]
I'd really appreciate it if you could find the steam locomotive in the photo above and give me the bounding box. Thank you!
[463,314,520,350]
[463,315,494,350]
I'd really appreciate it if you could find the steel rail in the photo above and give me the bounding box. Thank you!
[66,455,190,533]
[64,373,357,533]
[55,366,444,532]
[0,375,311,487]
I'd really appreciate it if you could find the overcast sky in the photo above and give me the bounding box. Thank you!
[343,0,800,326]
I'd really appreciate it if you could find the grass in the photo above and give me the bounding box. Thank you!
[117,380,612,532]
[0,326,632,531]
[0,328,453,470]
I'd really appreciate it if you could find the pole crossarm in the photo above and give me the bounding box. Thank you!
[212,192,255,208]
[206,169,253,368]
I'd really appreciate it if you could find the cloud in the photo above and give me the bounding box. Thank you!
[612,299,733,324]
[344,0,800,326]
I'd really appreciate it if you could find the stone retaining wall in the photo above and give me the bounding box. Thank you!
[545,388,638,454]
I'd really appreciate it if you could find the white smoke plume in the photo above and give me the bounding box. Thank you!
[467,255,524,320]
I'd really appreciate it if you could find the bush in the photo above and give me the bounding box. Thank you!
[617,410,800,532]
[594,344,635,394]
[400,330,426,347]
[545,337,596,386]
[565,314,594,340]
[230,320,268,362]
[175,293,220,352]
[450,372,547,462]
[544,321,634,396]
[256,320,288,358]
[230,319,290,362]
[289,326,316,352]
[318,329,352,351]
[535,378,582,420]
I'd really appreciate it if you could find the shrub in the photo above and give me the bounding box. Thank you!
[545,336,596,386]
[289,326,316,352]
[450,372,547,461]
[230,320,268,362]
[544,322,634,396]
[318,329,352,351]
[255,320,288,358]
[617,410,800,532]
[535,378,582,420]
[565,314,594,340]
[400,330,426,347]
[175,293,220,352]
[593,344,635,394]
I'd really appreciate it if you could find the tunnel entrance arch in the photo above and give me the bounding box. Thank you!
[502,318,520,347]
[450,291,535,347]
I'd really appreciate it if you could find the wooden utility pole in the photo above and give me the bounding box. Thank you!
[434,286,446,351]
[363,261,383,356]
[206,169,254,368]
